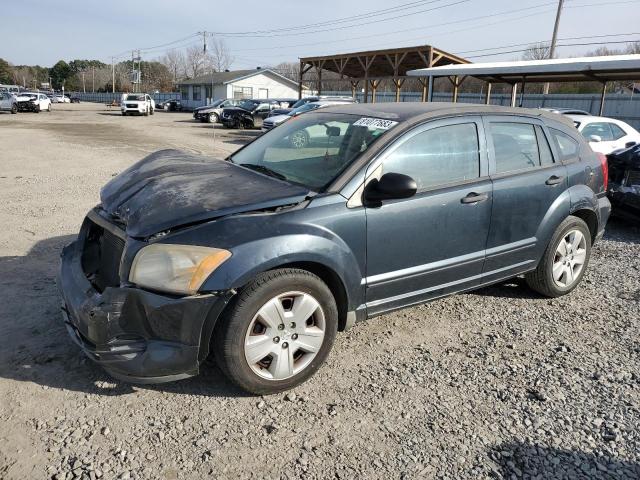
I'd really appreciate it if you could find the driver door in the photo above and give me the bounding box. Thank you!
[364,117,492,315]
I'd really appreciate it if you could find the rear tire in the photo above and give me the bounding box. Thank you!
[150,107,154,115]
[214,268,338,395]
[526,216,592,297]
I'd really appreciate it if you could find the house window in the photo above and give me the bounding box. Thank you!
[233,86,253,99]
[180,86,189,101]
[193,86,201,101]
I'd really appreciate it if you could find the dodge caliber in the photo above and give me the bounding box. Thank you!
[58,103,610,394]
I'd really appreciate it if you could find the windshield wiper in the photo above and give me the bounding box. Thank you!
[239,163,288,181]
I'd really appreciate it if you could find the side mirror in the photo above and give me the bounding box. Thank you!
[625,141,637,148]
[364,172,417,205]
[588,134,602,143]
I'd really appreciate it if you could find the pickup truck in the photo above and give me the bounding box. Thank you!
[121,93,155,116]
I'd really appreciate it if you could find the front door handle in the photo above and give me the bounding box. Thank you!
[461,192,489,204]
[545,175,564,186]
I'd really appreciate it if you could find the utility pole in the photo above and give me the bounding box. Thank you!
[92,66,95,93]
[82,71,86,93]
[544,0,564,95]
[111,57,115,93]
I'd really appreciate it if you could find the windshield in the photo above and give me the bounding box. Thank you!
[20,93,37,98]
[288,103,321,116]
[229,112,398,190]
[238,99,258,110]
[291,97,316,109]
[126,94,145,101]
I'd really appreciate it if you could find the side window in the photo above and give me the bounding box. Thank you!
[535,125,554,166]
[581,122,613,141]
[609,123,627,140]
[383,123,480,191]
[490,123,540,174]
[549,128,579,161]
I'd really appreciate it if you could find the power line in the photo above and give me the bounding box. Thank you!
[466,38,640,58]
[211,0,472,38]
[211,0,451,36]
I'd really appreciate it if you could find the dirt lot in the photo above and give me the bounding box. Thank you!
[0,103,639,480]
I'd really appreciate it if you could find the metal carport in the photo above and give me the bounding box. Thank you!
[407,54,640,114]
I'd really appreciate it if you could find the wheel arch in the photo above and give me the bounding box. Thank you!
[570,208,598,244]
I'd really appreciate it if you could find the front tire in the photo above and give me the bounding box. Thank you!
[150,107,154,115]
[207,112,218,123]
[214,268,338,395]
[526,216,591,297]
[47,103,51,112]
[11,104,17,114]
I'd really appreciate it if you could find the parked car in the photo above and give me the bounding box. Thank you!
[193,99,239,123]
[268,95,355,118]
[0,91,18,114]
[58,103,610,394]
[157,99,183,111]
[0,84,22,95]
[567,114,640,154]
[121,93,155,116]
[607,143,640,221]
[220,99,281,128]
[540,107,591,116]
[261,100,355,135]
[15,92,51,112]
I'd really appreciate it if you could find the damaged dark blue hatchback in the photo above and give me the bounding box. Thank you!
[59,103,610,394]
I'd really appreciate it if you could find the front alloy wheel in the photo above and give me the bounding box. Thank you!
[214,269,338,394]
[244,292,326,380]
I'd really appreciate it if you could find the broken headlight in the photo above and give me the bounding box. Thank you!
[129,244,231,295]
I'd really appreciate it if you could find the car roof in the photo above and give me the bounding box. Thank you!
[565,114,627,124]
[320,102,574,126]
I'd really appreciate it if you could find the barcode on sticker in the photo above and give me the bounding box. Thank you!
[353,118,398,130]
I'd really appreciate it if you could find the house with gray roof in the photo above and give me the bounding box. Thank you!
[176,68,304,108]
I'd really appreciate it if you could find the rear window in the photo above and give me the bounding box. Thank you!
[490,123,541,173]
[549,128,579,161]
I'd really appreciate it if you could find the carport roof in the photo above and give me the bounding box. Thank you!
[407,54,640,83]
[177,68,299,87]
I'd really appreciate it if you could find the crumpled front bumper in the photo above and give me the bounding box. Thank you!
[58,239,233,384]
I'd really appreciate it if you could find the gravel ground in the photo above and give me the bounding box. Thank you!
[0,104,638,480]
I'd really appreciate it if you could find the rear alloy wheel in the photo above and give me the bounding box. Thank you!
[526,216,591,297]
[214,269,338,394]
[289,130,309,149]
[207,112,218,123]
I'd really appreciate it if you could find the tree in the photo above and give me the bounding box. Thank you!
[0,58,12,84]
[49,60,72,88]
[627,42,640,54]
[159,50,186,85]
[209,38,234,72]
[522,42,551,61]
[185,45,208,79]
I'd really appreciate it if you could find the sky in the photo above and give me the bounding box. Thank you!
[3,0,639,68]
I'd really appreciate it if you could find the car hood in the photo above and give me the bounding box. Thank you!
[265,114,291,125]
[100,149,310,238]
[223,107,252,114]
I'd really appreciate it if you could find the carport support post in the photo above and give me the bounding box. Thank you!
[297,61,304,100]
[599,82,607,116]
[510,83,518,107]
[452,76,459,103]
[485,82,492,105]
[427,76,434,102]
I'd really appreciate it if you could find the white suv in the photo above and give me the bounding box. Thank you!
[121,93,155,116]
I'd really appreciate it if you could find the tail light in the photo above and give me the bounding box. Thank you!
[597,152,608,191]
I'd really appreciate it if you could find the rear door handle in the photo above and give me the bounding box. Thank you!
[545,175,564,186]
[461,192,489,204]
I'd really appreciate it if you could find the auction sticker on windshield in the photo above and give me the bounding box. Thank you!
[353,118,398,130]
